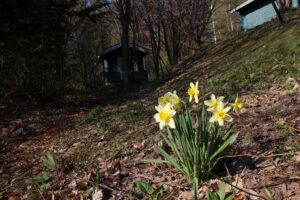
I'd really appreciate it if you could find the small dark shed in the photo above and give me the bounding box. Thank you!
[98,44,150,84]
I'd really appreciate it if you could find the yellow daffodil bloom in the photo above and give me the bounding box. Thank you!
[232,96,243,114]
[158,94,170,106]
[154,103,176,130]
[209,102,232,126]
[168,91,182,111]
[187,81,199,103]
[158,91,182,111]
[204,94,224,112]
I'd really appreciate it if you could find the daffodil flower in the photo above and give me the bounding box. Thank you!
[158,91,182,111]
[204,94,224,112]
[168,91,182,111]
[209,102,232,126]
[232,95,243,114]
[187,81,200,103]
[158,94,170,106]
[154,103,176,130]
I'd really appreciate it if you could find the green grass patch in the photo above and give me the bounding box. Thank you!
[203,26,300,97]
[284,81,295,90]
[79,105,103,124]
[89,105,103,117]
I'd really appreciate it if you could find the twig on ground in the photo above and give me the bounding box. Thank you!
[217,152,297,161]
[84,179,119,192]
[251,182,282,190]
[252,176,300,190]
[98,183,118,192]
[209,172,269,200]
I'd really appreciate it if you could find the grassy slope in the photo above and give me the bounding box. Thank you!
[160,19,300,98]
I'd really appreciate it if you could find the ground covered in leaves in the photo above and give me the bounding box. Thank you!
[1,19,300,200]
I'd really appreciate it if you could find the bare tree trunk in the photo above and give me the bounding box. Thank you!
[117,0,131,86]
[159,1,173,66]
[137,0,162,79]
[56,24,65,92]
[147,13,161,79]
[131,4,140,74]
[161,18,173,66]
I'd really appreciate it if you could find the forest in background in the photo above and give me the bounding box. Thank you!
[0,0,244,102]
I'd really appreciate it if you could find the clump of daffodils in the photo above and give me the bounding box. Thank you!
[150,81,243,199]
[154,81,243,129]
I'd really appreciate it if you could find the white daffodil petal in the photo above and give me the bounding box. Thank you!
[154,113,160,122]
[224,114,233,122]
[171,109,176,116]
[195,95,199,103]
[211,94,216,100]
[224,106,231,113]
[204,100,210,106]
[218,119,224,126]
[207,107,215,112]
[155,105,162,112]
[219,96,224,101]
[169,118,175,129]
[217,101,224,110]
[159,122,164,130]
[209,115,217,123]
[165,103,170,110]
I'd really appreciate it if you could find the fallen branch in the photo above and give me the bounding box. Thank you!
[217,152,297,161]
[98,183,118,192]
[251,182,282,190]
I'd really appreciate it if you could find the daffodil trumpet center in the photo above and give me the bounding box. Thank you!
[217,111,226,119]
[188,88,197,96]
[159,111,171,123]
[234,102,242,109]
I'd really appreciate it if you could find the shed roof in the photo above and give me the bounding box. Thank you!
[230,0,256,13]
[98,44,151,57]
[229,0,276,14]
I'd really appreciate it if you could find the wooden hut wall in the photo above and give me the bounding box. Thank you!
[239,0,277,32]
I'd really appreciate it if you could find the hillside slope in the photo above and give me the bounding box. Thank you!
[1,18,300,199]
[160,18,300,96]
